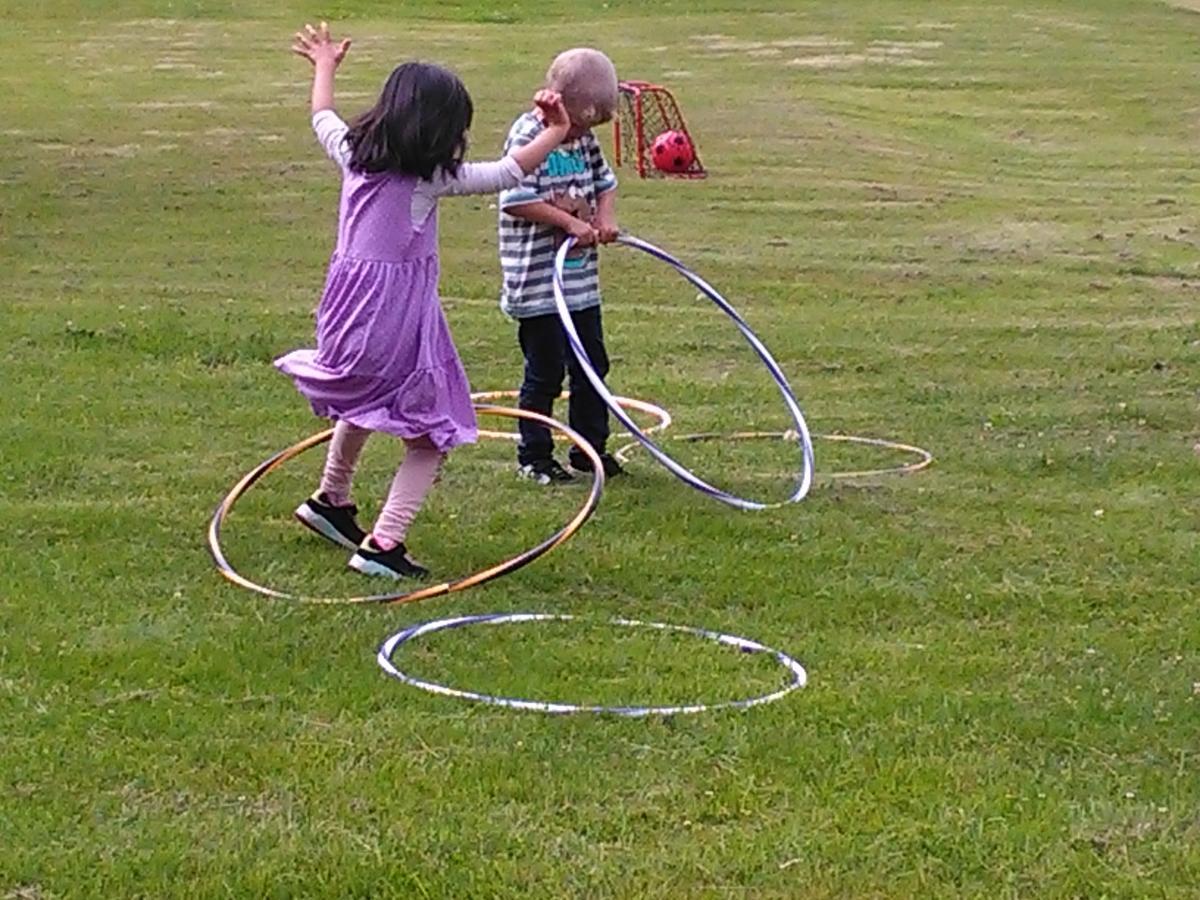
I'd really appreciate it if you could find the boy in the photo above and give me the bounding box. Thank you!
[498,48,623,484]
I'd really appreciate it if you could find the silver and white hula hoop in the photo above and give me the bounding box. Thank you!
[377,613,807,716]
[553,234,815,510]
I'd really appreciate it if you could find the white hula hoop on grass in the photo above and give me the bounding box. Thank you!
[553,234,815,511]
[377,613,807,717]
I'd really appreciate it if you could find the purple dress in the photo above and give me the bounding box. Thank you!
[276,110,523,452]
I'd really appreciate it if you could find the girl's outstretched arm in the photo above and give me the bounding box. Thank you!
[510,91,571,174]
[292,21,351,114]
[434,92,571,198]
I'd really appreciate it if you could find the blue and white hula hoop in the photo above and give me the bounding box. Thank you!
[553,234,815,510]
[377,613,807,716]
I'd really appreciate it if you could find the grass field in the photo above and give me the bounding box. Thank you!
[3,0,1199,896]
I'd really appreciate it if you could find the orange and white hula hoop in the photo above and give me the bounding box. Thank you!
[613,430,933,480]
[469,390,672,442]
[207,404,604,606]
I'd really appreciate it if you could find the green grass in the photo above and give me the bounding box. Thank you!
[2,0,1199,896]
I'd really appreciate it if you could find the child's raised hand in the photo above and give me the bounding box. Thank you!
[534,90,571,132]
[292,22,351,67]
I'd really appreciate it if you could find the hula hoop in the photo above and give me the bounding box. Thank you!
[469,390,672,442]
[206,404,603,605]
[553,234,815,511]
[377,613,807,716]
[614,430,934,480]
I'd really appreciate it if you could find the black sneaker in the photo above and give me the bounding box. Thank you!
[294,492,367,550]
[570,452,624,478]
[517,458,575,485]
[348,536,430,580]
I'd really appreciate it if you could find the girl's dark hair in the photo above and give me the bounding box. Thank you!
[345,62,473,179]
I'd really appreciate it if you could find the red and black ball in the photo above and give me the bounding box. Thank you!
[651,130,695,173]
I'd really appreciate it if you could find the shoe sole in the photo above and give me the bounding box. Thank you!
[294,503,360,551]
[347,553,428,580]
[517,469,574,485]
[347,554,402,578]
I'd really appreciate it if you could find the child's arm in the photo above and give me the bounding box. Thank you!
[498,101,597,244]
[589,137,619,243]
[436,92,571,197]
[510,92,571,174]
[593,189,618,244]
[501,98,604,243]
[292,22,351,114]
[292,22,353,168]
[503,201,598,246]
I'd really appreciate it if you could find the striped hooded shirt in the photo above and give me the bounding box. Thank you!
[498,111,617,319]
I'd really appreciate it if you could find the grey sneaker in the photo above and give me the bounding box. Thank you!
[517,458,576,485]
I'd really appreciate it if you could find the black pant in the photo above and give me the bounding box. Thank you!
[517,307,610,465]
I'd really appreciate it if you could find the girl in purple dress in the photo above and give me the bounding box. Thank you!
[276,23,571,579]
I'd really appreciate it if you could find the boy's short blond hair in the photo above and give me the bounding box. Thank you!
[545,48,619,128]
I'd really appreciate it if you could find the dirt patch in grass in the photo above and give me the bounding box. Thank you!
[787,52,932,69]
[1012,12,1100,32]
[693,35,852,51]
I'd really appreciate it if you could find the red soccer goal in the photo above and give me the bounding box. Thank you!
[613,80,706,179]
